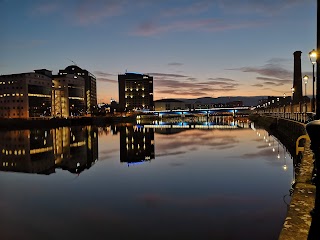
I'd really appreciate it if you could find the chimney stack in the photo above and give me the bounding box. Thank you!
[293,51,303,103]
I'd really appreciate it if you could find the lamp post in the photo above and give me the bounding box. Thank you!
[303,75,309,97]
[291,87,295,101]
[309,49,317,112]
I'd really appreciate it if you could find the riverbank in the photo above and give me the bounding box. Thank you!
[250,114,315,240]
[0,115,136,130]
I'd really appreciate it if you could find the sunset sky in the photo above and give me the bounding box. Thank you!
[0,0,317,103]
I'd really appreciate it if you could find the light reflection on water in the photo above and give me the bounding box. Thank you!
[0,121,294,240]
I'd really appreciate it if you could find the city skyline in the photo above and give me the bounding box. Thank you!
[1,0,317,103]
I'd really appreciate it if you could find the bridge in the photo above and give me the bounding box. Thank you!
[138,106,252,117]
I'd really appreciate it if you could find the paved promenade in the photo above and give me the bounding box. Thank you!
[278,138,316,239]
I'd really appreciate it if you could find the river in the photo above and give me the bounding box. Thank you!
[0,120,294,240]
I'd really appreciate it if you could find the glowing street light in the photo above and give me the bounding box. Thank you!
[309,49,317,112]
[303,75,309,97]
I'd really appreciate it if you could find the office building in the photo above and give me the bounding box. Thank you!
[58,65,97,114]
[52,73,85,117]
[118,72,154,111]
[0,65,97,118]
[0,69,52,118]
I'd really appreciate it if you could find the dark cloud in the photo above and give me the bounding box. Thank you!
[187,77,197,81]
[156,151,187,157]
[134,18,262,36]
[94,71,114,77]
[256,77,291,84]
[74,0,126,25]
[155,130,239,154]
[266,58,291,64]
[153,76,238,97]
[251,84,263,87]
[157,89,209,97]
[217,0,306,15]
[208,77,236,82]
[168,62,184,66]
[149,72,188,78]
[229,64,292,80]
[96,77,117,83]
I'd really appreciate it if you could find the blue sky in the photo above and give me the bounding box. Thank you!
[0,0,317,103]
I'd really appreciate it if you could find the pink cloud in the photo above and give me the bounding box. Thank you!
[133,18,263,36]
[74,0,126,25]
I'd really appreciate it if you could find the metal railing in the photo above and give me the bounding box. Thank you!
[256,101,315,123]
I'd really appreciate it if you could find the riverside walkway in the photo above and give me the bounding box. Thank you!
[278,138,315,240]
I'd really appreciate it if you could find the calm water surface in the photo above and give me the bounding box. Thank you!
[0,122,294,240]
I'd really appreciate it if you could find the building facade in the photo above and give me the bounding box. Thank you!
[58,65,97,115]
[154,99,185,111]
[52,74,85,117]
[118,73,154,111]
[0,69,52,118]
[0,65,96,119]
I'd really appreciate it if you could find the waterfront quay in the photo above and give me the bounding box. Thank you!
[252,114,317,240]
[0,115,136,130]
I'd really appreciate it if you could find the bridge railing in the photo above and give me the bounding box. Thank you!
[256,101,315,123]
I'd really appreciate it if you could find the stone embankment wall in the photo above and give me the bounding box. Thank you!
[250,114,315,240]
[250,114,306,158]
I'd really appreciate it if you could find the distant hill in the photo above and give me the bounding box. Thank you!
[178,96,268,107]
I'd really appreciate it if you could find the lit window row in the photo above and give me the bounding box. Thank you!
[30,147,53,154]
[2,162,17,167]
[69,97,84,100]
[28,93,51,98]
[2,149,26,155]
[0,93,24,97]
[0,81,15,84]
[70,141,86,148]
[125,88,145,91]
[126,144,146,150]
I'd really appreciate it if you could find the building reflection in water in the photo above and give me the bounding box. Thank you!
[0,126,98,175]
[119,125,155,166]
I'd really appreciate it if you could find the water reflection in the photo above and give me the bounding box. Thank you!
[0,126,98,175]
[0,118,297,240]
[119,125,155,165]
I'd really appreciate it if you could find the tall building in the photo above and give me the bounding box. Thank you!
[58,65,97,114]
[0,69,52,118]
[52,73,85,117]
[118,72,154,111]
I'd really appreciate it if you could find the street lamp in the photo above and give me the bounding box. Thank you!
[309,49,317,112]
[303,75,309,97]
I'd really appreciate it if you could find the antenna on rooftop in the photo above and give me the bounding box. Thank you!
[67,58,78,66]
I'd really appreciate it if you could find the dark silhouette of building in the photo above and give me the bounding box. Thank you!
[293,51,303,103]
[118,72,154,111]
[226,100,243,107]
[0,126,98,175]
[119,126,155,165]
[58,65,97,115]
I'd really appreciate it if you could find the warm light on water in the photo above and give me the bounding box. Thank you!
[0,123,294,240]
